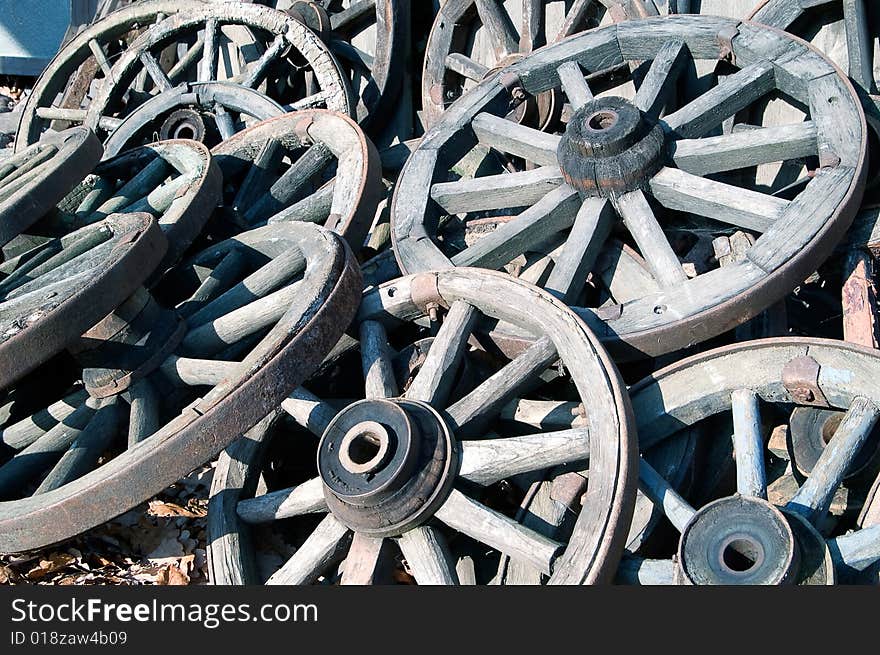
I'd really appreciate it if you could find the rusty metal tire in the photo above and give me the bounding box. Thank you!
[208,267,637,585]
[211,109,382,250]
[14,0,208,151]
[84,4,354,154]
[0,222,362,552]
[394,16,867,360]
[0,128,103,247]
[619,338,880,585]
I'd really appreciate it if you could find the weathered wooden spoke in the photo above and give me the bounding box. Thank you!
[622,339,880,585]
[208,268,636,585]
[394,15,866,359]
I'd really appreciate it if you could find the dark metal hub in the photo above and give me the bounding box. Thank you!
[318,398,458,537]
[677,496,798,585]
[557,96,664,197]
[159,109,207,143]
[788,407,880,479]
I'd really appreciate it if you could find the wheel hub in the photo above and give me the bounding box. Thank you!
[317,398,458,537]
[788,407,880,479]
[557,96,665,197]
[159,108,207,142]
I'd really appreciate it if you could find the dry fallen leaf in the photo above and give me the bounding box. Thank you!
[157,565,190,586]
[148,500,206,518]
[26,553,77,581]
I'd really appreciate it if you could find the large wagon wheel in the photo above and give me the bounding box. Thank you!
[283,1,408,134]
[84,4,353,156]
[211,110,382,250]
[619,338,880,585]
[14,0,207,151]
[208,268,637,585]
[0,222,362,552]
[0,127,103,247]
[393,16,867,360]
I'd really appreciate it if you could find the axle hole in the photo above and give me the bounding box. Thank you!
[587,110,617,131]
[173,124,197,140]
[347,432,381,465]
[722,538,762,573]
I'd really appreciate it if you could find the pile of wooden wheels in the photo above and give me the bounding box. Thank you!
[2,0,880,585]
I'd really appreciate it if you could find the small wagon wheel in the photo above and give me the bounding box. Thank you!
[208,267,637,585]
[393,16,867,360]
[0,222,362,552]
[14,0,208,151]
[84,4,354,154]
[284,1,409,133]
[620,338,880,585]
[211,110,382,250]
[0,127,103,247]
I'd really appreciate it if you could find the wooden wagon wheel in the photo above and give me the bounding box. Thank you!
[0,222,362,553]
[282,1,409,134]
[616,338,880,585]
[207,267,637,585]
[14,0,207,152]
[83,4,354,155]
[393,16,867,360]
[0,127,103,247]
[211,110,382,250]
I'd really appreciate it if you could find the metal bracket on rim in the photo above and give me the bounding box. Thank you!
[410,272,448,321]
[782,355,831,407]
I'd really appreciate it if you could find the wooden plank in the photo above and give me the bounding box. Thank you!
[842,249,879,348]
[613,189,688,289]
[431,166,563,215]
[671,122,817,176]
[731,388,767,499]
[471,112,561,167]
[649,166,790,233]
[633,39,688,118]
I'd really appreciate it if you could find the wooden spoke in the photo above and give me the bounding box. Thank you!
[445,53,489,82]
[160,356,238,388]
[237,477,328,524]
[139,51,173,93]
[200,17,219,82]
[405,300,478,406]
[612,189,688,289]
[0,390,89,450]
[330,0,375,32]
[616,556,676,585]
[35,107,88,124]
[829,523,880,572]
[434,489,563,575]
[649,167,790,233]
[266,514,351,585]
[638,456,697,533]
[633,39,688,118]
[34,398,123,494]
[281,388,337,437]
[213,104,236,141]
[397,527,459,585]
[474,0,519,59]
[446,335,557,435]
[471,113,560,167]
[451,185,581,270]
[178,249,247,319]
[544,198,613,303]
[843,0,873,91]
[233,138,283,220]
[360,320,398,400]
[88,39,113,78]
[663,61,775,139]
[168,38,205,84]
[672,122,818,176]
[786,397,880,525]
[556,0,594,41]
[500,399,585,430]
[731,389,767,499]
[242,34,287,89]
[127,379,161,448]
[557,61,593,112]
[520,0,543,53]
[341,533,386,585]
[459,428,590,486]
[431,166,563,215]
[89,156,171,221]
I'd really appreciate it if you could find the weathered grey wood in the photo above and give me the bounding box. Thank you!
[638,456,697,533]
[266,514,351,585]
[178,249,247,319]
[139,51,173,93]
[397,527,459,585]
[459,428,590,486]
[446,335,558,433]
[92,156,170,220]
[242,34,287,89]
[671,122,817,176]
[786,397,880,524]
[0,389,90,450]
[236,477,328,524]
[829,523,880,571]
[731,388,767,499]
[500,399,586,430]
[434,489,563,575]
[245,144,334,224]
[471,113,561,167]
[557,61,593,112]
[663,61,775,138]
[431,166,563,215]
[615,556,676,585]
[456,555,477,586]
[649,166,790,233]
[634,39,688,118]
[34,398,122,494]
[613,189,688,289]
[451,185,581,270]
[544,198,613,303]
[200,17,219,83]
[842,249,878,348]
[281,388,337,437]
[751,0,803,30]
[596,240,660,303]
[233,138,283,218]
[160,356,238,388]
[127,379,160,448]
[445,53,489,82]
[474,0,519,59]
[809,73,862,168]
[340,533,386,586]
[842,0,873,91]
[406,300,478,406]
[360,319,398,400]
[268,182,335,226]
